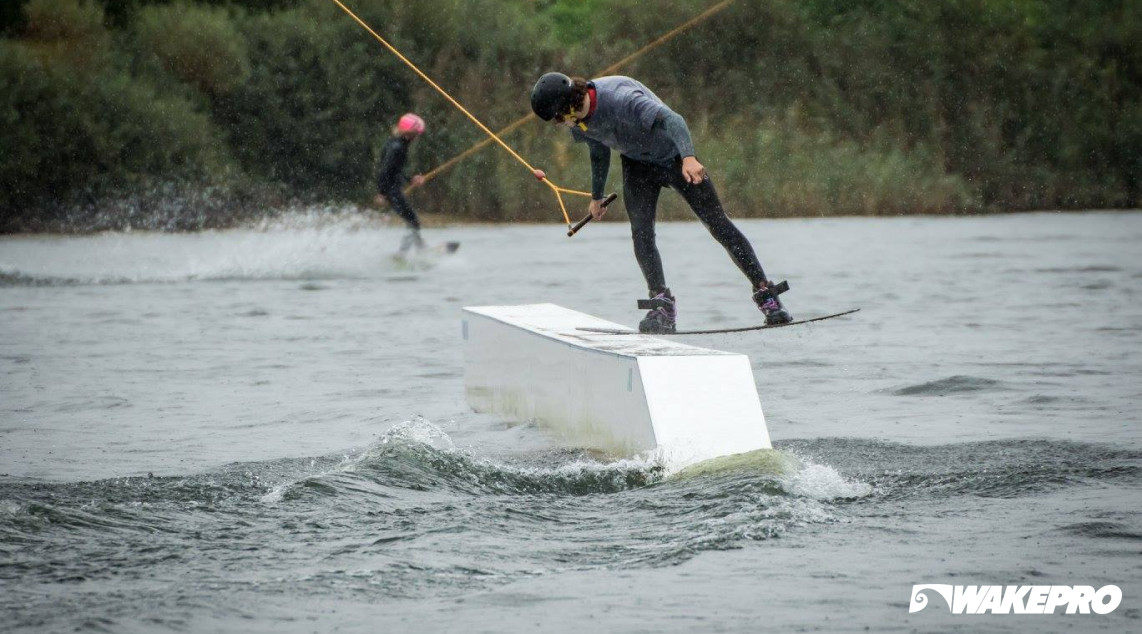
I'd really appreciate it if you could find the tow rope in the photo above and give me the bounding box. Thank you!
[327,0,590,229]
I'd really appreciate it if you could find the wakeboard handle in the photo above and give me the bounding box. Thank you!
[567,193,618,237]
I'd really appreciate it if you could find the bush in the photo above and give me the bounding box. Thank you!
[1,0,1138,231]
[211,5,411,197]
[20,0,112,70]
[23,0,105,42]
[133,1,250,96]
[0,40,230,226]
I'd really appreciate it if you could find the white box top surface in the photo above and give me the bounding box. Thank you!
[464,303,737,358]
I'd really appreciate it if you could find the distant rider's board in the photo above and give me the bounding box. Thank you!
[577,308,860,336]
[427,241,461,255]
[391,241,460,268]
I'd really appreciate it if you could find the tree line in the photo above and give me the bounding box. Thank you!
[1,0,1138,232]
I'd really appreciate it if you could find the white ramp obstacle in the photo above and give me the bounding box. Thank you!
[462,304,771,466]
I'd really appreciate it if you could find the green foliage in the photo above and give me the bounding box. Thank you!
[211,4,411,196]
[133,1,250,96]
[20,0,113,70]
[544,0,612,47]
[0,39,229,226]
[709,114,977,216]
[23,0,106,41]
[1,0,1138,230]
[0,1,25,36]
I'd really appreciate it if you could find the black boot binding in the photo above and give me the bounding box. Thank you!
[753,280,793,325]
[637,288,676,334]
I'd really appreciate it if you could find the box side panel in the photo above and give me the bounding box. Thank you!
[463,310,656,455]
[637,355,771,466]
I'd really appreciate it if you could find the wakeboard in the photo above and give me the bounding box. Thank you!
[577,308,860,335]
[390,241,461,269]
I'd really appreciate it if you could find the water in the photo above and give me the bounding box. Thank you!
[2,210,1140,632]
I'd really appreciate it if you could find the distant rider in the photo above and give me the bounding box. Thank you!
[375,113,427,255]
[530,73,792,333]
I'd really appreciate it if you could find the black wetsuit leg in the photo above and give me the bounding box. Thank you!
[382,188,421,231]
[621,155,668,292]
[664,158,768,287]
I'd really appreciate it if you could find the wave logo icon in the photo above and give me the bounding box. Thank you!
[909,585,954,613]
[909,584,1122,615]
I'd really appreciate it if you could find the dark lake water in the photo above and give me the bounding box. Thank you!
[2,210,1140,632]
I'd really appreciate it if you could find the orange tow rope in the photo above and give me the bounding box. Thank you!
[410,0,739,192]
[327,0,590,227]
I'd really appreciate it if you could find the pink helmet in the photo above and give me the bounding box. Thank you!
[397,113,425,135]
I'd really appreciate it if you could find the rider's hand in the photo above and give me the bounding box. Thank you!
[681,156,707,184]
[588,198,608,220]
[410,174,426,187]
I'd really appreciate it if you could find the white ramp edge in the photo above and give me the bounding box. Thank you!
[462,304,771,469]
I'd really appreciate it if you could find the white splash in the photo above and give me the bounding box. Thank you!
[379,417,456,451]
[0,209,423,284]
[782,461,872,500]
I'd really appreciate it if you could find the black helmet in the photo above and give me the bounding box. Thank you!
[531,72,575,121]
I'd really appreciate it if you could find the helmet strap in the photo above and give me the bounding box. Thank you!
[565,105,588,131]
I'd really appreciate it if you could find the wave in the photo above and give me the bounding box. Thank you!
[5,433,1135,600]
[0,213,442,286]
[5,434,1135,539]
[1035,265,1123,273]
[275,418,667,500]
[1057,520,1142,541]
[779,438,1142,501]
[891,375,1006,396]
[0,420,863,572]
[0,270,91,287]
[251,420,869,568]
